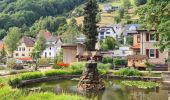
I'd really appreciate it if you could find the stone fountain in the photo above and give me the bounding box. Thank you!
[77,59,105,91]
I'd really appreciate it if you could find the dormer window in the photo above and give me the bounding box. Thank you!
[106,32,110,34]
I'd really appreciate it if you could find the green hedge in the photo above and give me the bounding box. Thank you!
[114,68,143,76]
[113,58,127,66]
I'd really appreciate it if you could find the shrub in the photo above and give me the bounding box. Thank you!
[113,58,127,66]
[68,62,85,71]
[97,63,112,70]
[9,77,21,86]
[114,68,143,76]
[45,70,83,76]
[45,70,70,76]
[99,69,109,75]
[38,58,51,67]
[20,72,43,80]
[6,58,17,68]
[102,57,113,64]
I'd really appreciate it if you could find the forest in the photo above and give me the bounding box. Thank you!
[0,0,85,39]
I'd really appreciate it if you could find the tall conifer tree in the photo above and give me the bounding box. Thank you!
[83,0,98,51]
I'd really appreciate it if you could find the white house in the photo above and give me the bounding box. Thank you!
[103,4,119,12]
[112,47,133,58]
[41,31,62,58]
[42,36,62,58]
[98,24,122,40]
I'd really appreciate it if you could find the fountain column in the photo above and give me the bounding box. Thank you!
[77,60,105,91]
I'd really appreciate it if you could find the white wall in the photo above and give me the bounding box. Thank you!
[98,28,117,40]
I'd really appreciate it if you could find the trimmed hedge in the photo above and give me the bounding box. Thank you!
[114,68,143,76]
[9,69,109,87]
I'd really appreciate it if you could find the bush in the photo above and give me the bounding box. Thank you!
[6,59,17,68]
[68,62,85,71]
[8,77,21,86]
[45,70,70,76]
[20,72,43,80]
[114,68,143,76]
[38,58,51,67]
[97,63,112,70]
[99,69,109,75]
[113,58,127,66]
[102,57,113,64]
[45,70,83,76]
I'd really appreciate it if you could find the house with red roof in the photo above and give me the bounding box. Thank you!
[13,36,35,62]
[39,30,63,58]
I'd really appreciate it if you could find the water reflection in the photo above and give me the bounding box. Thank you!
[22,79,169,100]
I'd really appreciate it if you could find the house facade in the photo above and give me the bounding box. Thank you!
[128,30,169,68]
[112,47,133,58]
[98,24,122,40]
[41,31,62,58]
[13,36,35,60]
[61,44,85,64]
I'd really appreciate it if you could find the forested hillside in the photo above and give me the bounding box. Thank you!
[0,0,85,39]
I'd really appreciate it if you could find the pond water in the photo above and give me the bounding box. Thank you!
[22,79,170,100]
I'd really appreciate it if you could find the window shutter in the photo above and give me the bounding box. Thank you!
[146,33,149,41]
[156,49,159,58]
[146,49,149,57]
[156,34,159,41]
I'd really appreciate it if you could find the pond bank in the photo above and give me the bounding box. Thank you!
[14,74,162,88]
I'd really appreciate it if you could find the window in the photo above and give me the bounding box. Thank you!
[150,34,155,41]
[100,32,104,35]
[122,50,125,54]
[49,52,51,56]
[100,36,104,39]
[29,49,30,51]
[22,54,25,56]
[49,47,51,50]
[22,47,25,51]
[19,47,21,51]
[137,35,140,43]
[15,53,18,56]
[106,32,110,34]
[149,49,156,58]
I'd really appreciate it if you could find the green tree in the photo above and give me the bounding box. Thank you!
[122,0,131,9]
[83,0,99,51]
[126,36,133,45]
[137,0,170,52]
[31,32,46,70]
[61,18,82,43]
[101,37,117,51]
[4,27,21,57]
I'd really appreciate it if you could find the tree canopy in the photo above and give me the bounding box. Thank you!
[0,0,84,38]
[4,27,21,56]
[83,0,99,51]
[137,0,170,52]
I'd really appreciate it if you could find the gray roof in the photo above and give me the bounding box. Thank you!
[123,24,141,36]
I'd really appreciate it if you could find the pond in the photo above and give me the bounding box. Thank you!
[22,79,170,100]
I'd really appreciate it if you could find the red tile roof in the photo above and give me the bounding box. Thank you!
[132,44,140,49]
[43,31,52,39]
[20,36,35,47]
